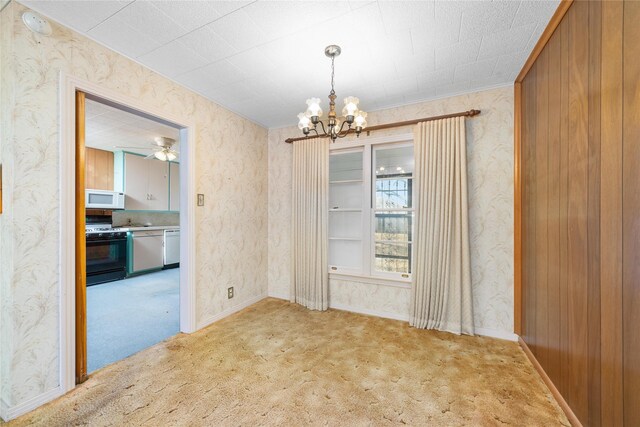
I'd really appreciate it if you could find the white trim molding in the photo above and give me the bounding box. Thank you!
[267,290,290,301]
[0,386,62,421]
[329,273,411,289]
[474,328,519,342]
[59,72,198,396]
[329,302,410,322]
[197,294,267,330]
[271,294,518,342]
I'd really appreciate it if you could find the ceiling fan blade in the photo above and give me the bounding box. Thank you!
[144,152,156,159]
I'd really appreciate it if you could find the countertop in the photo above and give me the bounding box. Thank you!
[120,225,180,232]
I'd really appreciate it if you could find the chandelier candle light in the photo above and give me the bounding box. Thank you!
[297,45,367,142]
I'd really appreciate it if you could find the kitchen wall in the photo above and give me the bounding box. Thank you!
[268,86,515,338]
[0,2,267,411]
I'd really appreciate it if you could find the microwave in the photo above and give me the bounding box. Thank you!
[85,189,125,210]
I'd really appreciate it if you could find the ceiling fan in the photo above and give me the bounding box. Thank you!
[114,137,178,161]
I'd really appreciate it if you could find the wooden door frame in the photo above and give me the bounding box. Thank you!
[75,91,88,383]
[60,72,197,393]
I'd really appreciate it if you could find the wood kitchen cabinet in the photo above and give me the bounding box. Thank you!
[123,153,169,211]
[85,147,114,190]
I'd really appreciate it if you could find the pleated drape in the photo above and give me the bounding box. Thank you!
[410,117,474,335]
[290,137,329,311]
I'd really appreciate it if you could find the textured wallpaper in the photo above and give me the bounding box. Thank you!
[0,3,267,408]
[0,0,14,409]
[268,86,515,336]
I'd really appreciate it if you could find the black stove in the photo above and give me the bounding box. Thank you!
[85,222,128,286]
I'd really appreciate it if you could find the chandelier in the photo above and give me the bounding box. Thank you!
[296,45,368,142]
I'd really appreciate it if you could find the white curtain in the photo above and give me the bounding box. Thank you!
[291,137,329,311]
[410,117,474,335]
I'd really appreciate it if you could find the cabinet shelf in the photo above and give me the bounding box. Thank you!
[329,179,363,184]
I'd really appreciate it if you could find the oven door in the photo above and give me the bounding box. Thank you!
[86,235,127,285]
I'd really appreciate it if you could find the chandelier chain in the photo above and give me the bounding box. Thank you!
[330,56,335,95]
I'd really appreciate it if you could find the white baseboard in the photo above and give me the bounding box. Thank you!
[0,386,63,421]
[267,290,289,301]
[328,302,411,322]
[0,397,8,422]
[196,293,267,330]
[278,299,517,342]
[475,327,518,342]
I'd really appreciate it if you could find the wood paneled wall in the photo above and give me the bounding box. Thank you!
[85,147,114,190]
[517,0,638,425]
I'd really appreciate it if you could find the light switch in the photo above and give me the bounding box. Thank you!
[197,194,204,206]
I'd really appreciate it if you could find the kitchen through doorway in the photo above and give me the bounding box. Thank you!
[78,93,183,379]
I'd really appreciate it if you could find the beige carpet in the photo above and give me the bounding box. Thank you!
[8,298,568,426]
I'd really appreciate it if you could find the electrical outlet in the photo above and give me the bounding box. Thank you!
[197,194,205,206]
[227,287,234,299]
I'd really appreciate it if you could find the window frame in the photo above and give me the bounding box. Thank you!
[370,142,415,281]
[328,133,414,286]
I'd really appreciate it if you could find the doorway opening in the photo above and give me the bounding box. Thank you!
[74,90,188,382]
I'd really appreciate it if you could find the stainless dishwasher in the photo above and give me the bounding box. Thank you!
[131,230,164,273]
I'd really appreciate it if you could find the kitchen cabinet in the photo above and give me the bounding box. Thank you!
[169,162,179,211]
[85,147,114,190]
[131,230,164,273]
[124,153,169,211]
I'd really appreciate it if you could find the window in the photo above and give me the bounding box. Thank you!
[373,145,414,277]
[329,139,414,282]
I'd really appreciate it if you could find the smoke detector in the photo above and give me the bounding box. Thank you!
[22,11,52,36]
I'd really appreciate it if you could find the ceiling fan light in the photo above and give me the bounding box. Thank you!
[305,98,323,118]
[154,150,168,161]
[166,151,177,161]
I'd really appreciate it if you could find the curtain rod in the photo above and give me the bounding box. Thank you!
[284,109,481,143]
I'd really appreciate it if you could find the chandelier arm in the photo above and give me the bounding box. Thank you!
[336,128,352,139]
[316,120,327,136]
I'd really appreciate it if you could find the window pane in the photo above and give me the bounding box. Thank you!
[329,211,361,239]
[374,211,413,242]
[374,145,413,209]
[330,151,363,181]
[375,178,412,209]
[374,242,412,274]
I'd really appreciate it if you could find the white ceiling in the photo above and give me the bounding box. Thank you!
[22,0,559,128]
[85,98,180,156]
